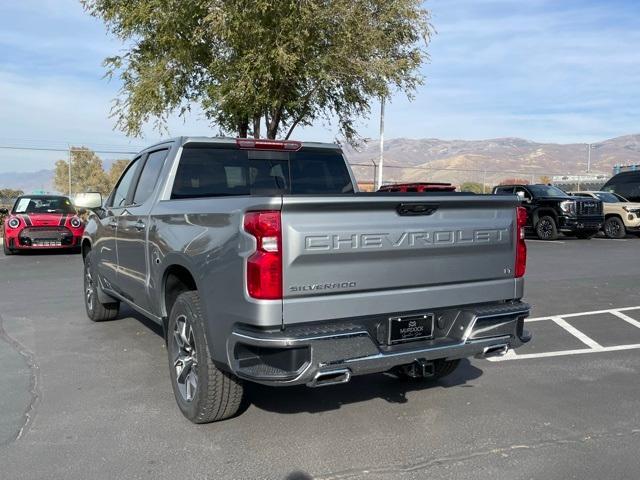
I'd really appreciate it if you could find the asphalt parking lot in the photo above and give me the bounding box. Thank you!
[1,236,640,479]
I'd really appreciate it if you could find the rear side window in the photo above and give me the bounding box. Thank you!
[494,186,513,195]
[171,145,353,199]
[133,149,168,205]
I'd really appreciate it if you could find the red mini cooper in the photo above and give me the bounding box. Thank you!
[1,195,84,255]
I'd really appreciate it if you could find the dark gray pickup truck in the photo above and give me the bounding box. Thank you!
[79,137,530,423]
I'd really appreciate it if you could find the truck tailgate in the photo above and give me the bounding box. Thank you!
[281,194,520,324]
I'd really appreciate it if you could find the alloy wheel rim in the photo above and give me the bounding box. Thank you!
[84,263,94,312]
[607,221,621,237]
[539,219,552,238]
[172,315,198,402]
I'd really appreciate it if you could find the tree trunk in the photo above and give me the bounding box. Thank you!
[267,106,283,139]
[238,115,249,138]
[252,114,261,139]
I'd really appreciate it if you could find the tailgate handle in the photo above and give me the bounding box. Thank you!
[397,203,439,216]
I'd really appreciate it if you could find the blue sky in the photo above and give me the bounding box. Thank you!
[0,0,639,172]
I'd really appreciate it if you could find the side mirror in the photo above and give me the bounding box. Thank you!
[0,208,8,215]
[74,192,103,210]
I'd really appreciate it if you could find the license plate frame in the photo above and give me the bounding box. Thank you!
[387,313,434,345]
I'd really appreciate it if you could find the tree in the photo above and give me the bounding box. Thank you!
[0,188,24,199]
[81,0,432,142]
[460,182,484,194]
[54,147,111,196]
[107,159,131,190]
[539,175,552,184]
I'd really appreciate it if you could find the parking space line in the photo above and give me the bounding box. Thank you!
[610,310,640,329]
[527,240,566,244]
[551,316,603,350]
[488,344,640,362]
[527,306,640,323]
[486,306,640,362]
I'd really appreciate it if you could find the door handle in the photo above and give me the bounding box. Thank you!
[135,220,146,231]
[396,203,439,216]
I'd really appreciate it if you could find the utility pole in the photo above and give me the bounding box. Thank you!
[376,97,385,190]
[68,146,72,197]
[587,143,596,173]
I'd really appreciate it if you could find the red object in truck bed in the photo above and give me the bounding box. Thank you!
[378,182,456,192]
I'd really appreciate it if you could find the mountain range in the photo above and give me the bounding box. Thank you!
[1,134,639,194]
[344,133,640,187]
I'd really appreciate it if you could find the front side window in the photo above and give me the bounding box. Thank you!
[133,150,168,205]
[110,159,140,207]
[514,187,531,200]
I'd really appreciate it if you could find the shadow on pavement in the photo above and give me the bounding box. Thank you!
[120,305,484,416]
[285,472,313,480]
[245,359,482,415]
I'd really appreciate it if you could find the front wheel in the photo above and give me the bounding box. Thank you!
[84,251,119,321]
[3,241,14,255]
[167,291,244,423]
[535,216,558,240]
[604,217,626,239]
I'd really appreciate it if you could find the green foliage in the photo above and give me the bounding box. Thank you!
[53,147,112,196]
[81,0,432,142]
[460,182,485,194]
[107,159,131,189]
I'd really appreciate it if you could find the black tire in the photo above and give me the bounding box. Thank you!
[394,358,461,381]
[604,217,626,239]
[167,291,244,423]
[535,215,558,240]
[83,250,119,321]
[576,230,598,239]
[3,240,14,255]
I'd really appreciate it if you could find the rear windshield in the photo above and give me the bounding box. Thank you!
[12,196,76,214]
[171,145,354,199]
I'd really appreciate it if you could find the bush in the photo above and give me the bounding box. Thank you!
[460,182,485,194]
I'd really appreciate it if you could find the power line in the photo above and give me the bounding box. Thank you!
[0,145,138,155]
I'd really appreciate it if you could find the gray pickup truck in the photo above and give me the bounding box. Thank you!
[79,137,531,423]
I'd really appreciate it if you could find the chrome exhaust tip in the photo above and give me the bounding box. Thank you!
[479,343,509,358]
[307,369,351,387]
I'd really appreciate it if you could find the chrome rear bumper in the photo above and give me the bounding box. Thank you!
[227,301,530,386]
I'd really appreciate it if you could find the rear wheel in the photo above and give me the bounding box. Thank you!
[535,216,558,240]
[83,251,119,321]
[604,217,626,239]
[167,291,244,423]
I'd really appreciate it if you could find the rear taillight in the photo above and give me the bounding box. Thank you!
[235,138,301,151]
[243,211,282,299]
[515,206,527,278]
